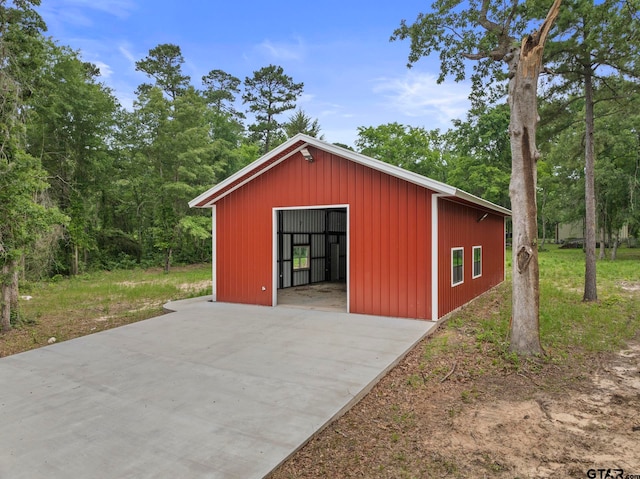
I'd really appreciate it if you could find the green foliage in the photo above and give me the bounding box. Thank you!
[444,103,512,207]
[540,80,640,244]
[356,123,447,182]
[391,0,528,105]
[283,110,323,139]
[135,43,190,99]
[0,0,68,329]
[243,64,304,153]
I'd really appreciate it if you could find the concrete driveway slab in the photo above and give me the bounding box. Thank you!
[0,298,435,479]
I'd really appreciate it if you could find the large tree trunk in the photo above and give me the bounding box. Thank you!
[1,260,17,332]
[10,265,19,324]
[507,0,561,356]
[71,243,79,276]
[611,232,619,260]
[583,65,597,301]
[163,247,172,274]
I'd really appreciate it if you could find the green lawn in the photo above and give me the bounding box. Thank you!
[465,244,640,367]
[1,264,212,357]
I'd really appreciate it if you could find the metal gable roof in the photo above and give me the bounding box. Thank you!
[189,133,511,216]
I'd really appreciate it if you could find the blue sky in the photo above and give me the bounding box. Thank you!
[37,0,473,147]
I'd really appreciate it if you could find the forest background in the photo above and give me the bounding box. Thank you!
[1,1,639,329]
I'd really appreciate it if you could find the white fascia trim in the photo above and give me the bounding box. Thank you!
[431,193,445,321]
[272,209,278,307]
[453,189,512,216]
[190,133,511,216]
[211,205,217,301]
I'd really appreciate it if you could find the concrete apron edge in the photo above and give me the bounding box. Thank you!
[264,318,441,478]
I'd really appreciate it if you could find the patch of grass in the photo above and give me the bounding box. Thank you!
[422,333,451,361]
[448,244,640,367]
[1,264,212,357]
[538,245,640,355]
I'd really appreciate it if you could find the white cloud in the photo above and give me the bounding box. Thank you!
[38,0,136,31]
[373,71,471,126]
[296,93,316,105]
[118,43,137,64]
[256,37,306,61]
[92,61,113,78]
[61,0,136,19]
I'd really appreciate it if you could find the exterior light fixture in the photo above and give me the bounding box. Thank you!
[300,147,314,162]
[477,213,489,222]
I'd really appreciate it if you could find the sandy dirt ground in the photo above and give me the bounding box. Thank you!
[269,302,640,478]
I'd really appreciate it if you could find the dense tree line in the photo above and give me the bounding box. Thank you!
[2,0,639,333]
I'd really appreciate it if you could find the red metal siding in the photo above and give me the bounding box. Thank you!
[215,147,433,319]
[437,199,505,317]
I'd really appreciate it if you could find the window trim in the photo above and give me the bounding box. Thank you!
[472,245,482,279]
[451,247,464,287]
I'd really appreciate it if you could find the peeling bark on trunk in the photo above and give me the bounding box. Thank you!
[507,0,561,356]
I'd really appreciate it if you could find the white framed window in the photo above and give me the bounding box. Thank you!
[451,247,463,286]
[292,245,310,270]
[472,246,482,279]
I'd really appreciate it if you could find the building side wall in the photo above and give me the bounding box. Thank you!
[215,147,433,319]
[437,199,505,317]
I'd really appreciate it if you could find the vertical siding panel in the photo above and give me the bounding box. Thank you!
[421,192,431,318]
[379,174,391,316]
[406,183,418,319]
[356,164,367,314]
[395,181,407,317]
[320,150,330,204]
[339,155,348,204]
[371,170,382,315]
[363,168,374,314]
[348,161,360,313]
[388,176,399,316]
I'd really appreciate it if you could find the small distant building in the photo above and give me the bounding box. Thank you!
[556,220,630,244]
[190,134,510,321]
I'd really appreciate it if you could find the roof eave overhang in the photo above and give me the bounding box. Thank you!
[189,133,512,217]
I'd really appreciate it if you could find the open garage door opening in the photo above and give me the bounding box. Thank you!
[274,207,348,312]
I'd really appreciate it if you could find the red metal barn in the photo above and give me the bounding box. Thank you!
[190,134,510,320]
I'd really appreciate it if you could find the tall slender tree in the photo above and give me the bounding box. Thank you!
[393,0,562,355]
[540,0,640,301]
[243,65,303,153]
[135,44,190,100]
